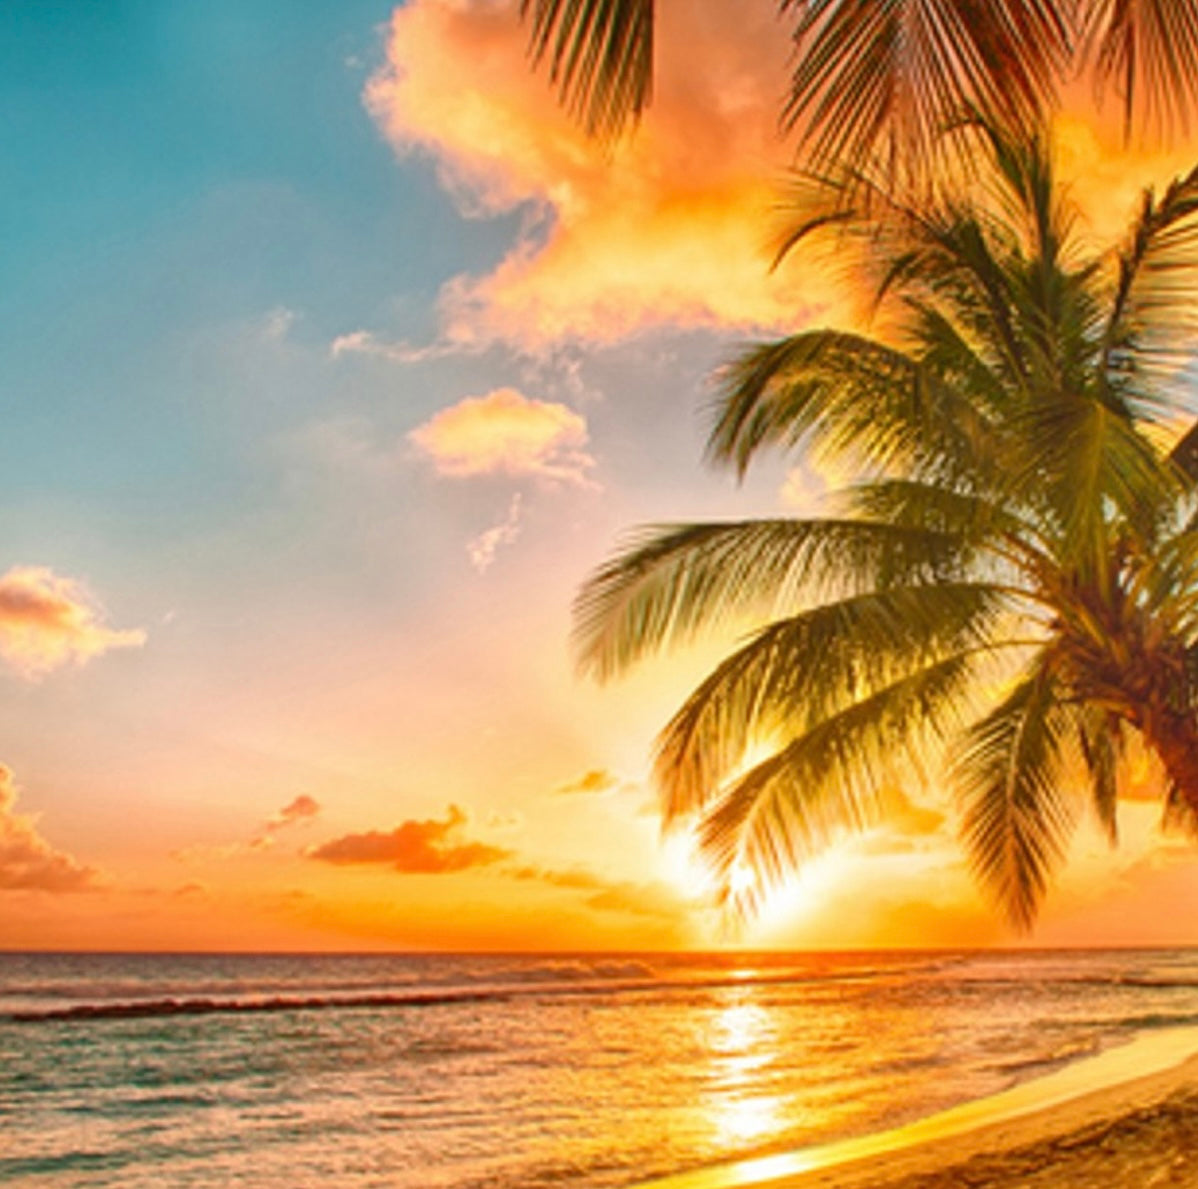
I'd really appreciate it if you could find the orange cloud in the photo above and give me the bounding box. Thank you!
[409,387,594,484]
[265,794,321,832]
[367,0,826,348]
[310,804,511,873]
[0,566,145,679]
[509,863,607,890]
[555,768,619,795]
[507,862,688,919]
[0,765,101,893]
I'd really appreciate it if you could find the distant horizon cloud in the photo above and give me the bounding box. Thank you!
[264,794,322,833]
[172,795,325,865]
[309,804,511,874]
[0,566,146,680]
[409,387,595,485]
[366,0,832,350]
[507,861,689,919]
[554,769,619,796]
[0,765,102,893]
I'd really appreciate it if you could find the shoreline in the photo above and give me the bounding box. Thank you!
[636,1027,1198,1188]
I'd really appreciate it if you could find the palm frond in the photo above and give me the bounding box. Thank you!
[709,326,1011,486]
[1083,0,1198,140]
[521,0,653,139]
[846,478,1029,545]
[655,582,1012,817]
[573,518,967,680]
[1103,161,1198,411]
[709,331,920,477]
[1075,704,1125,843]
[954,663,1078,930]
[1012,395,1178,567]
[779,0,1071,177]
[698,651,979,915]
[1168,417,1198,479]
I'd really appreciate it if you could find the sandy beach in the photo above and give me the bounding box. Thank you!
[639,1034,1198,1189]
[780,1057,1198,1188]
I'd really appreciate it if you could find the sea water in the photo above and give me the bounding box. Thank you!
[4,949,1198,1188]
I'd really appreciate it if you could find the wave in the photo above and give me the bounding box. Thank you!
[6,988,520,1023]
[14,952,1193,1027]
[3,962,924,1024]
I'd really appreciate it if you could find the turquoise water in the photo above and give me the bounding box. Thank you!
[4,950,1198,1187]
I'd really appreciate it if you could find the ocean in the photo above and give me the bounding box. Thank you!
[4,949,1198,1188]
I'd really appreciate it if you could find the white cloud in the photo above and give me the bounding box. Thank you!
[329,329,456,364]
[260,307,297,342]
[467,493,523,573]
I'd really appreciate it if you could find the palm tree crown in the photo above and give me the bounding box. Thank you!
[575,126,1198,928]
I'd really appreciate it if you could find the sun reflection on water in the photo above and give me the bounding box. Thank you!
[705,992,786,1147]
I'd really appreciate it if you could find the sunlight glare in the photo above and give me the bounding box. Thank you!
[708,995,782,1148]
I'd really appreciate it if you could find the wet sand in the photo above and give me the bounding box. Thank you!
[638,1031,1198,1189]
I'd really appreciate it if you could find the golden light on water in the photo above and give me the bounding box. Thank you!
[707,994,785,1148]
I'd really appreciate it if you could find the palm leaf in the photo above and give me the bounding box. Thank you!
[1103,161,1198,411]
[574,518,967,680]
[779,0,1072,176]
[1083,0,1198,139]
[521,0,653,139]
[954,663,1078,929]
[698,651,978,914]
[709,331,920,477]
[709,328,1006,485]
[1010,394,1177,571]
[655,581,1012,817]
[1075,704,1125,843]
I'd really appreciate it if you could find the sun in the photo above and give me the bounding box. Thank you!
[728,862,757,898]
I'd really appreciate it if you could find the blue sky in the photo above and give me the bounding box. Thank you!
[0,0,799,950]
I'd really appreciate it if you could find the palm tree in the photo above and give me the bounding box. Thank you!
[574,125,1198,928]
[522,0,1198,166]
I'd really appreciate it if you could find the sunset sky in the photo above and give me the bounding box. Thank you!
[6,0,1198,952]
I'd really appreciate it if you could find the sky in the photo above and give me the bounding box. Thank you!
[5,0,1198,953]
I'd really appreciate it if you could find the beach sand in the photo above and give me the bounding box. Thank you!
[639,1032,1198,1189]
[781,1057,1198,1188]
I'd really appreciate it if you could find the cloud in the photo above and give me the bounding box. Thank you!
[507,862,687,919]
[468,493,523,572]
[172,882,209,899]
[555,768,619,796]
[264,794,322,833]
[260,307,297,342]
[366,0,833,349]
[0,766,101,893]
[170,841,246,864]
[0,566,146,679]
[309,804,511,873]
[409,387,594,485]
[881,787,947,838]
[329,329,454,364]
[509,864,607,891]
[172,796,323,864]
